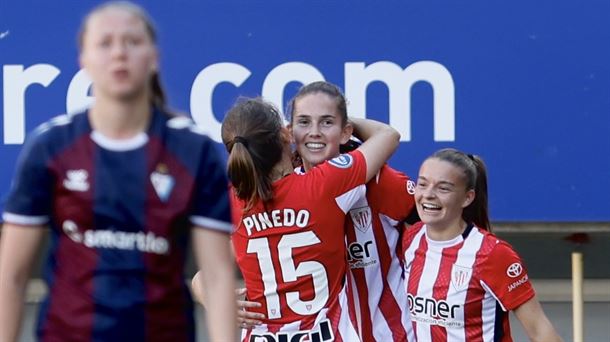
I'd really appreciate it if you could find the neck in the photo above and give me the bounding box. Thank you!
[89,96,152,139]
[272,148,296,181]
[426,219,468,241]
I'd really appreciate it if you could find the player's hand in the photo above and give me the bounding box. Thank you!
[235,288,265,328]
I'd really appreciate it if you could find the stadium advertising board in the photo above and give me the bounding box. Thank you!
[1,0,609,221]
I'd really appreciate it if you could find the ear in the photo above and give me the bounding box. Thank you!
[462,189,476,208]
[286,123,295,144]
[280,126,292,145]
[339,122,354,144]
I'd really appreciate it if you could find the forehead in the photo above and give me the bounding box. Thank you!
[85,7,148,37]
[294,92,340,117]
[418,158,466,184]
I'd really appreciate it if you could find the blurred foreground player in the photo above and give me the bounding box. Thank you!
[0,2,236,341]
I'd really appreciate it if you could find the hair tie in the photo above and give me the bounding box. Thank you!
[233,136,249,148]
[467,153,475,161]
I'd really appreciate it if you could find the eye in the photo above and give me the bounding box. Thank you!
[296,118,310,126]
[321,119,334,126]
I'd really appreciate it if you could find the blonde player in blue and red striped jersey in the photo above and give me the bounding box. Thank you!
[402,148,562,341]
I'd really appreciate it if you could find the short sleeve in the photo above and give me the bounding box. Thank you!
[366,165,416,222]
[3,132,53,225]
[311,150,367,213]
[189,139,232,233]
[479,241,535,311]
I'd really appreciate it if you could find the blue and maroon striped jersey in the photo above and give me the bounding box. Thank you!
[3,108,232,341]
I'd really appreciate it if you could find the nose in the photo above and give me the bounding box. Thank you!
[308,122,321,137]
[110,42,127,59]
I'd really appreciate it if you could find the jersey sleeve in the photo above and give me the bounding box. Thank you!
[479,241,535,311]
[189,139,233,233]
[366,165,416,222]
[312,150,367,214]
[2,131,53,226]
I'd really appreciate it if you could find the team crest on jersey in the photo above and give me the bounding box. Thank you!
[350,206,372,233]
[406,179,416,195]
[63,169,90,192]
[150,164,175,202]
[451,264,472,292]
[328,154,353,168]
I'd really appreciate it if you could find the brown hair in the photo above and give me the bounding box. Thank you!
[77,1,167,110]
[221,98,285,211]
[431,148,491,231]
[286,81,348,126]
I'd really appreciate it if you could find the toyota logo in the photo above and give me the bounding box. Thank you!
[506,263,523,278]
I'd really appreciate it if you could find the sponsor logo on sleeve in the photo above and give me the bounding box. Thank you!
[328,154,353,168]
[406,179,416,195]
[506,263,523,278]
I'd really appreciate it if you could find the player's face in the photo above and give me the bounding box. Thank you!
[290,93,352,171]
[414,158,475,235]
[79,7,157,102]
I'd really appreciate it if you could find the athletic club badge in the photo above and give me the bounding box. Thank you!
[350,206,372,233]
[451,264,472,292]
[150,164,175,202]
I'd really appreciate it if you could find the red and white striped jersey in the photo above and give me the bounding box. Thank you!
[232,151,366,342]
[344,165,417,341]
[401,222,535,342]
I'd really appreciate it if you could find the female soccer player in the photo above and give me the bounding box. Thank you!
[288,81,417,341]
[402,148,562,341]
[0,2,236,341]
[193,81,417,341]
[222,97,399,341]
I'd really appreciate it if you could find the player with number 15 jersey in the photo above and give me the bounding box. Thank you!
[232,151,366,342]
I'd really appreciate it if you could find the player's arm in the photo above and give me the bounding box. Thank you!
[0,223,46,342]
[191,228,237,341]
[513,296,563,342]
[351,117,400,181]
[191,271,264,328]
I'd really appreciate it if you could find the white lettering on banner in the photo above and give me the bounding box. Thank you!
[261,62,325,119]
[66,69,94,114]
[3,64,60,144]
[2,61,455,144]
[190,62,251,142]
[345,61,455,142]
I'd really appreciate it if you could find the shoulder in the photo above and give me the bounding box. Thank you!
[163,114,216,145]
[23,111,89,157]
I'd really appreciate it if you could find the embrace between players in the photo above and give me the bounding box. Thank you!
[0,1,562,342]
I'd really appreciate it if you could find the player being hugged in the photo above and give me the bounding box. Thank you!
[286,81,418,342]
[221,97,399,342]
[0,2,236,341]
[401,148,561,341]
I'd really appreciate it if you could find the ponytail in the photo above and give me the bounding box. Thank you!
[222,98,284,211]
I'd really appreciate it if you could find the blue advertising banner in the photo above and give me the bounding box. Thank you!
[1,0,609,221]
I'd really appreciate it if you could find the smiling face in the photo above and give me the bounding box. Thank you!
[79,6,158,103]
[415,158,475,237]
[290,92,352,171]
